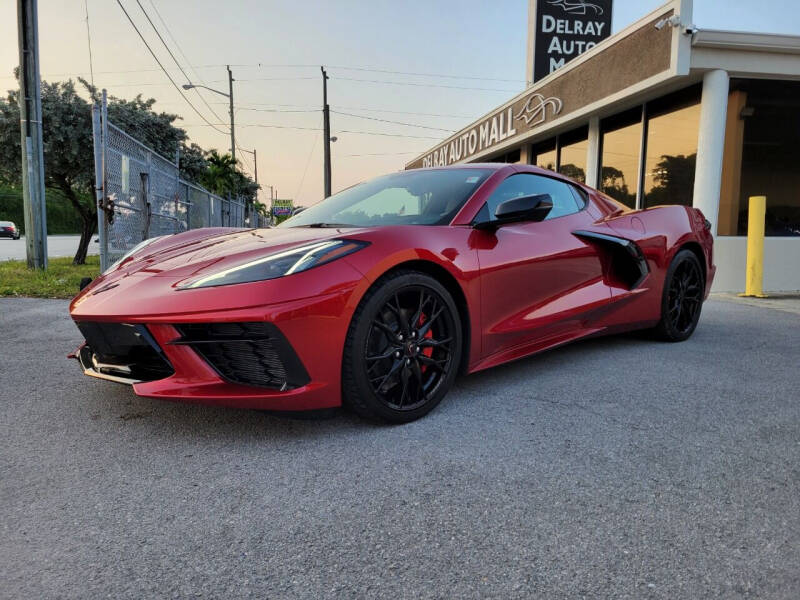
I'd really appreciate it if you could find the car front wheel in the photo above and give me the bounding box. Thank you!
[342,270,462,423]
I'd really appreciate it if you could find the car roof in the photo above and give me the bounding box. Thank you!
[410,162,571,178]
[0,221,14,225]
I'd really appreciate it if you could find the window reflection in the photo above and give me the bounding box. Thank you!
[558,127,588,184]
[600,111,641,208]
[487,148,521,163]
[533,139,557,172]
[643,101,701,208]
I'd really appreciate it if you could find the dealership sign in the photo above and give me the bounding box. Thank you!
[272,199,293,217]
[533,0,613,82]
[420,93,563,168]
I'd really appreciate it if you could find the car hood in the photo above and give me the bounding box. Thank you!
[106,226,367,281]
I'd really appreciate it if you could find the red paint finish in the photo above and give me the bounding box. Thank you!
[69,164,714,411]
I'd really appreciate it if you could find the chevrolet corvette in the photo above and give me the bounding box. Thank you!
[70,164,715,422]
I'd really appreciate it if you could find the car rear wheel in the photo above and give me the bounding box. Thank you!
[342,270,462,423]
[652,249,704,342]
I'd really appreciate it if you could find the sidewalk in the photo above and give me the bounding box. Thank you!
[711,292,800,316]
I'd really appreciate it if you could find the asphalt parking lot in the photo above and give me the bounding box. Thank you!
[1,298,798,599]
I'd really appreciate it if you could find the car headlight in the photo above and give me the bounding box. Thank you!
[104,235,167,275]
[178,239,368,290]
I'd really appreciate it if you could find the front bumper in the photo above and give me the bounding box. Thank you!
[70,288,361,411]
[69,251,371,410]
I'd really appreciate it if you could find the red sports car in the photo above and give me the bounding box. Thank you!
[70,164,714,422]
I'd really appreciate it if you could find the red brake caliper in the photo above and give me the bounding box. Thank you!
[417,313,434,372]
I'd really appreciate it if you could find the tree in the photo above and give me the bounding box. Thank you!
[0,79,95,263]
[0,75,259,264]
[644,153,696,207]
[600,165,635,208]
[179,143,209,183]
[558,163,586,183]
[200,149,260,206]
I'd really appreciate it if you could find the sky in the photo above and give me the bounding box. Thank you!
[1,0,798,207]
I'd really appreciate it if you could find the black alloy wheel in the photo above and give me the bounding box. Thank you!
[342,270,462,423]
[653,249,705,342]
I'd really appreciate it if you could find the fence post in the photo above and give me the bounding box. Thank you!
[91,100,107,271]
[99,90,110,271]
[740,195,767,298]
[174,147,180,233]
[142,151,152,240]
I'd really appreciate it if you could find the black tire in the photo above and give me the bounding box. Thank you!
[652,249,705,342]
[342,270,462,423]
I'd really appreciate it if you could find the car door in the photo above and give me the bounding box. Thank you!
[474,173,611,360]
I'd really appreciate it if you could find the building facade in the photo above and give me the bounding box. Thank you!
[406,0,800,292]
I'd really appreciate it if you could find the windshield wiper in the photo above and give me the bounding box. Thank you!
[297,222,351,228]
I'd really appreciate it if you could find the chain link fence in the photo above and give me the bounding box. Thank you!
[91,91,263,271]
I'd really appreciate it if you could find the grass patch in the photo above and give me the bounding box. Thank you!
[0,255,100,299]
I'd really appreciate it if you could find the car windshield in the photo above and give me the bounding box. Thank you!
[279,168,494,228]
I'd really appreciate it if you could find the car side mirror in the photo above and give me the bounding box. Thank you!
[473,193,553,230]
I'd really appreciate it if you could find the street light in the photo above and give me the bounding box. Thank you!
[182,65,236,165]
[181,83,227,97]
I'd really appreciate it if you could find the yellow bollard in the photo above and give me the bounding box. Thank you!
[739,195,768,298]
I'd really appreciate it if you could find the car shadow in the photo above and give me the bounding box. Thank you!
[79,328,661,444]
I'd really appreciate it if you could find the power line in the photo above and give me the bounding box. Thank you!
[224,77,318,83]
[338,129,442,140]
[223,62,528,84]
[183,122,444,140]
[331,110,455,133]
[235,142,254,174]
[221,102,476,119]
[1,63,526,85]
[340,151,422,157]
[114,0,228,135]
[295,122,321,201]
[336,106,475,119]
[332,76,521,93]
[142,0,229,128]
[227,75,520,93]
[327,64,526,84]
[83,0,95,88]
[236,107,320,114]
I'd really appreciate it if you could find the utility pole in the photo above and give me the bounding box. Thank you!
[17,0,47,269]
[227,65,235,164]
[321,66,331,198]
[252,148,257,187]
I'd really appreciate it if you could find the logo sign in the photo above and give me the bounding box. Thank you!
[421,92,563,168]
[533,0,613,82]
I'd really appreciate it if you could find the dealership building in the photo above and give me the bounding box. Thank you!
[406,0,800,292]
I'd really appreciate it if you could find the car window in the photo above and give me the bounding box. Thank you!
[281,168,494,228]
[482,173,582,222]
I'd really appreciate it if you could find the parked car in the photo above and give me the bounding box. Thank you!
[69,164,715,423]
[0,221,20,240]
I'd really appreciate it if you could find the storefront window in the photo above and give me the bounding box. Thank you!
[558,126,588,184]
[600,109,641,208]
[642,89,701,208]
[486,148,521,163]
[532,139,557,172]
[719,79,800,236]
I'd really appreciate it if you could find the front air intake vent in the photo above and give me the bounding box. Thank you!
[172,322,310,390]
[74,321,174,382]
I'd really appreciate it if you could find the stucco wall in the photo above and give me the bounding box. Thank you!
[712,237,800,292]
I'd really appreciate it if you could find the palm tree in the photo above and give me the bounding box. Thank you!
[201,150,238,196]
